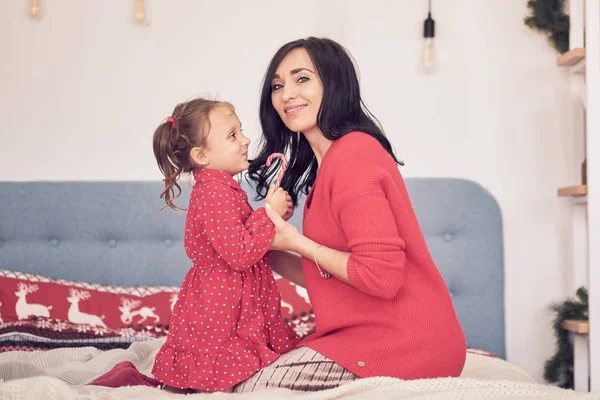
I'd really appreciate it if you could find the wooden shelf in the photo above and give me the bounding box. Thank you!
[563,319,590,334]
[557,185,587,197]
[558,48,586,66]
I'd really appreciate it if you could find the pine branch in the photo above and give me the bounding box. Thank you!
[524,0,570,53]
[543,286,587,388]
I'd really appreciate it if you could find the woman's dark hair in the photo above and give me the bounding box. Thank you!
[247,37,402,204]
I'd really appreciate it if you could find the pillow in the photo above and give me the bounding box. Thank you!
[0,269,316,352]
[0,269,178,351]
[273,276,315,338]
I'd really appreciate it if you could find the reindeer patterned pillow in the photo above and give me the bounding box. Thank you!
[0,269,179,351]
[273,275,316,339]
[0,269,317,351]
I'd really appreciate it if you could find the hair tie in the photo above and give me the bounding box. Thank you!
[166,117,177,129]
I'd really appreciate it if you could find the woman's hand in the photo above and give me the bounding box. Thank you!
[266,204,351,283]
[265,204,300,251]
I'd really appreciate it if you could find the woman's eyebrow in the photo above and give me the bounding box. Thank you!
[272,67,315,80]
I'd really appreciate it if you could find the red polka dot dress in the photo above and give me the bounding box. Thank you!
[152,169,300,392]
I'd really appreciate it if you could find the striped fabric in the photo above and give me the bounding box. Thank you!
[233,347,358,393]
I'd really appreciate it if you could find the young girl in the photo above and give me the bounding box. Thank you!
[151,97,300,393]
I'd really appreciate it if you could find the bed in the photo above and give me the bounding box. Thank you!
[0,178,590,399]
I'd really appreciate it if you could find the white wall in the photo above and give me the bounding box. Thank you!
[0,0,579,382]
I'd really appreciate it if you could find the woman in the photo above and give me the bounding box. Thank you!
[235,37,466,392]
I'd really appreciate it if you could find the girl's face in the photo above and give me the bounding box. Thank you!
[270,48,324,137]
[200,105,250,175]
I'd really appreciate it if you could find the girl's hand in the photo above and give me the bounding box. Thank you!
[265,185,288,217]
[265,204,300,251]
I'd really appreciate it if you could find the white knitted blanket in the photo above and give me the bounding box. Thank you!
[0,339,598,400]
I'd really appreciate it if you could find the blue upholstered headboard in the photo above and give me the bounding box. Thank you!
[0,178,505,358]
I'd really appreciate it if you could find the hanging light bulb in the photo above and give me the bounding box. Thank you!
[422,0,435,73]
[29,0,40,17]
[134,0,145,23]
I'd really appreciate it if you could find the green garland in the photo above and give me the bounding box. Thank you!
[524,0,570,54]
[544,287,588,389]
[527,1,583,383]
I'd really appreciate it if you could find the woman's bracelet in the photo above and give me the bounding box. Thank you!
[313,245,331,278]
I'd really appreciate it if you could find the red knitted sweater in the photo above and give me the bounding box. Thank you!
[298,131,466,379]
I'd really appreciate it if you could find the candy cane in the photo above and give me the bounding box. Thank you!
[266,153,288,188]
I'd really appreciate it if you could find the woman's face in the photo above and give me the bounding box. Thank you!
[270,48,323,137]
